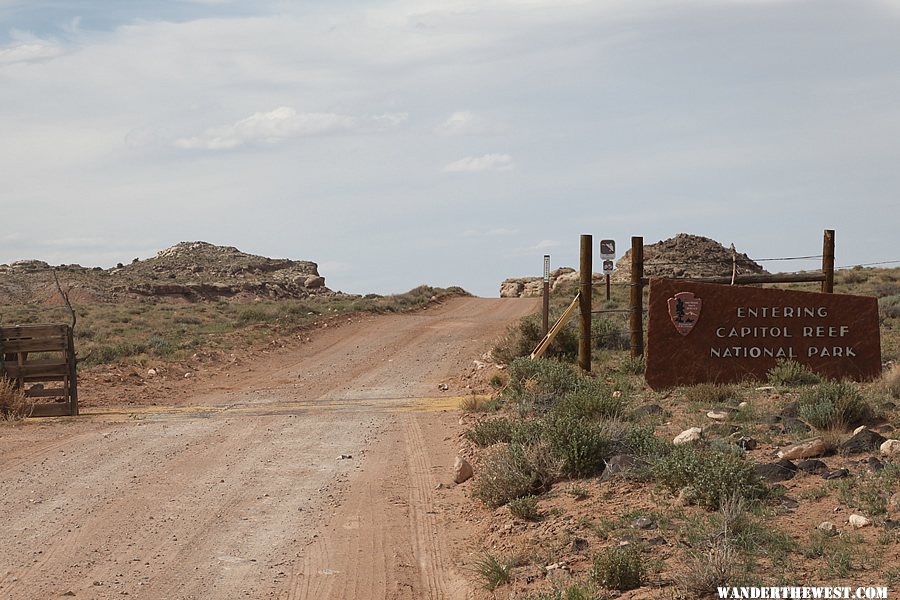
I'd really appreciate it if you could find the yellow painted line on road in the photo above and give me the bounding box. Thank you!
[72,394,485,422]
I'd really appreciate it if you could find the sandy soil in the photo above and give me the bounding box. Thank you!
[0,296,538,600]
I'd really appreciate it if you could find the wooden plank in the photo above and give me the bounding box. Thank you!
[530,293,581,360]
[3,360,70,379]
[0,324,68,340]
[24,387,67,398]
[22,374,66,383]
[30,403,73,417]
[0,338,67,353]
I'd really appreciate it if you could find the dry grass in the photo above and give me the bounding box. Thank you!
[883,364,900,399]
[0,377,32,421]
[675,538,738,598]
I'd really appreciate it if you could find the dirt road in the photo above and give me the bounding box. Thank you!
[0,297,536,600]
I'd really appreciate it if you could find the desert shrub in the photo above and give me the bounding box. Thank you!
[508,495,541,521]
[622,424,671,460]
[836,464,900,516]
[472,443,552,507]
[493,313,578,364]
[173,315,203,325]
[236,307,276,324]
[465,418,517,447]
[620,355,644,376]
[767,359,821,386]
[86,341,149,365]
[472,553,515,590]
[505,358,578,410]
[525,583,598,600]
[0,377,32,421]
[880,295,900,320]
[684,383,739,406]
[840,267,869,285]
[147,335,175,357]
[652,445,766,510]
[675,539,737,597]
[545,416,614,477]
[550,379,628,421]
[589,545,643,591]
[591,317,629,350]
[884,365,900,399]
[798,381,870,431]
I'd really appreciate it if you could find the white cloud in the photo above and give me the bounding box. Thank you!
[462,227,519,237]
[175,107,357,150]
[443,153,514,172]
[435,111,502,136]
[534,240,560,249]
[174,107,409,150]
[0,41,62,64]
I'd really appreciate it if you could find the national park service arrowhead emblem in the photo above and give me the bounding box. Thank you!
[668,292,702,336]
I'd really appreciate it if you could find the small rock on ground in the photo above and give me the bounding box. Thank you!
[453,456,473,484]
[817,521,838,536]
[849,514,871,528]
[673,427,702,446]
[778,438,827,460]
[841,429,887,455]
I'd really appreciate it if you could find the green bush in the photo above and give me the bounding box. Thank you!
[880,295,900,320]
[465,418,517,447]
[493,313,578,364]
[652,445,766,510]
[505,358,578,410]
[622,424,671,460]
[545,416,616,477]
[508,495,541,521]
[472,553,515,590]
[551,379,628,421]
[767,359,821,386]
[798,381,870,431]
[591,317,629,351]
[590,545,643,591]
[147,335,174,357]
[86,341,149,365]
[236,306,277,325]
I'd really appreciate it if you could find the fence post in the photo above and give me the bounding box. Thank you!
[630,236,644,359]
[579,235,592,373]
[542,254,550,335]
[822,229,835,293]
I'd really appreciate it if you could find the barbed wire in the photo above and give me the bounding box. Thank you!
[836,260,900,269]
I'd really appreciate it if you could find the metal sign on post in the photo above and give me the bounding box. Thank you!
[600,240,615,259]
[602,259,614,275]
[542,255,551,335]
[600,240,615,301]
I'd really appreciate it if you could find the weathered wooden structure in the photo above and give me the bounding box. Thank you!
[0,324,79,417]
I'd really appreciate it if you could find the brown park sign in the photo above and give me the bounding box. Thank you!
[645,278,881,390]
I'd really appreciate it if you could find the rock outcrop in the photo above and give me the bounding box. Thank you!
[0,241,331,304]
[499,234,767,297]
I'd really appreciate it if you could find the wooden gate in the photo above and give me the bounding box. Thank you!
[0,324,79,417]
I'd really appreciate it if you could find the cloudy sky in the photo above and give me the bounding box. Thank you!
[1,0,898,296]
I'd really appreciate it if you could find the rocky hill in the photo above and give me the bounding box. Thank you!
[0,241,330,304]
[499,234,767,297]
[611,233,766,282]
